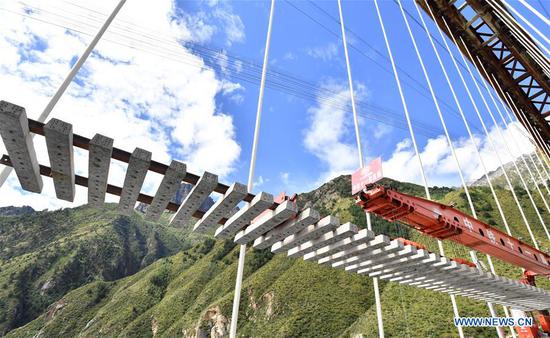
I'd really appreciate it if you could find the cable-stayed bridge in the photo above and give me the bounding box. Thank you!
[0,0,549,337]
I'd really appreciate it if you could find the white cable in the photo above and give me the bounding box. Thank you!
[487,0,550,72]
[439,19,532,237]
[501,0,550,46]
[426,8,521,338]
[0,0,127,189]
[442,16,550,245]
[493,90,550,240]
[451,36,540,249]
[385,0,430,200]
[434,17,513,238]
[518,0,550,26]
[496,74,550,174]
[229,1,275,337]
[440,13,550,241]
[433,36,532,337]
[502,93,550,215]
[385,2,468,337]
[511,106,550,167]
[504,97,550,164]
[415,2,508,336]
[338,0,363,168]
[454,37,539,249]
[529,126,550,162]
[413,1,476,217]
[507,109,550,181]
[338,1,384,337]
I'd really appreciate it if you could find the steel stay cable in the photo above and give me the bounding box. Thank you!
[382,1,469,336]
[337,1,384,337]
[487,75,550,240]
[438,17,534,241]
[518,0,550,26]
[432,16,514,240]
[230,1,275,337]
[414,2,510,336]
[501,0,550,47]
[497,90,550,165]
[439,24,535,334]
[306,0,484,98]
[282,0,486,134]
[452,36,542,249]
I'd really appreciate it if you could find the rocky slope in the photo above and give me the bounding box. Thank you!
[135,183,214,214]
[0,205,195,335]
[470,152,548,188]
[0,206,34,217]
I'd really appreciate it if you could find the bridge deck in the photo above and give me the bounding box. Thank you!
[1,103,549,311]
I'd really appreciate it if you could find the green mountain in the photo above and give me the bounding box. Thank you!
[1,176,549,338]
[0,206,195,335]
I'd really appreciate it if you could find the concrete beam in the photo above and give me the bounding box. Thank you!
[170,171,218,227]
[287,222,358,258]
[0,101,42,192]
[118,148,151,215]
[253,208,320,250]
[387,254,448,282]
[369,249,432,278]
[271,215,339,254]
[320,236,387,267]
[145,160,186,221]
[330,235,392,269]
[385,254,450,281]
[304,229,375,261]
[386,255,440,283]
[345,240,405,272]
[234,200,298,244]
[358,246,419,276]
[44,118,75,201]
[354,247,550,310]
[194,182,247,233]
[88,134,113,206]
[214,192,273,239]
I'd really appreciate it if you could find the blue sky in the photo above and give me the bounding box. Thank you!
[192,0,546,193]
[0,0,547,209]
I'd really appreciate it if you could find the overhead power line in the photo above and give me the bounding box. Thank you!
[284,0,486,132]
[0,1,470,139]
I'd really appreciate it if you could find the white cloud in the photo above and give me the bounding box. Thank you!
[179,1,245,46]
[373,123,392,140]
[306,43,338,61]
[253,175,268,188]
[0,0,243,210]
[283,52,295,61]
[280,172,289,184]
[213,8,245,46]
[303,81,366,184]
[383,121,536,187]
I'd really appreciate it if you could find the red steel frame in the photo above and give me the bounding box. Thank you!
[356,185,550,276]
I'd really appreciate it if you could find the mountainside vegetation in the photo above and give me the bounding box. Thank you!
[0,205,193,335]
[1,173,549,338]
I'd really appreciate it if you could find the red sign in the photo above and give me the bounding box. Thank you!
[351,157,383,194]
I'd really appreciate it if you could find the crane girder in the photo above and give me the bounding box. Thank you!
[416,0,550,157]
[356,185,550,276]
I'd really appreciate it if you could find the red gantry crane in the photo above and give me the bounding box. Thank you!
[354,180,550,338]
